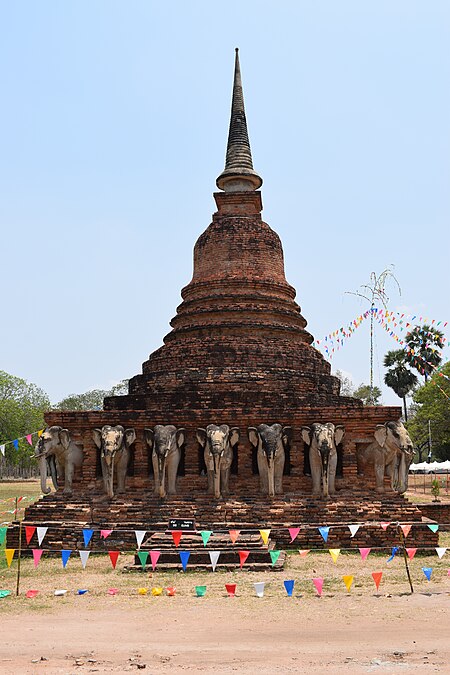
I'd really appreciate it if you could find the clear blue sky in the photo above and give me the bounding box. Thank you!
[2,1,449,405]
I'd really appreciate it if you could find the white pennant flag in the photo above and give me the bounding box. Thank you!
[79,550,90,569]
[254,582,265,598]
[135,530,146,549]
[0,444,5,456]
[209,550,221,572]
[37,527,48,546]
[435,547,447,559]
[348,524,360,538]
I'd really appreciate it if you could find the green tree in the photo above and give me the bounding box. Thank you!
[55,380,129,411]
[353,383,382,405]
[0,371,50,466]
[335,370,354,397]
[404,324,445,382]
[407,362,450,461]
[383,349,418,421]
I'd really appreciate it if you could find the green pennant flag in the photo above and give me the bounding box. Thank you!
[200,530,213,547]
[137,551,149,569]
[0,527,7,546]
[269,550,281,566]
[427,524,439,533]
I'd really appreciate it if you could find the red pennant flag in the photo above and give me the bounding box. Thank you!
[288,527,300,543]
[171,531,182,547]
[229,530,240,544]
[406,548,417,560]
[238,550,250,569]
[225,583,236,597]
[108,551,120,569]
[400,524,412,538]
[372,571,383,591]
[25,526,36,544]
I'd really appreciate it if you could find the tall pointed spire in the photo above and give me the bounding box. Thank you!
[216,48,263,192]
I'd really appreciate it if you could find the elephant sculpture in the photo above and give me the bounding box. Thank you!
[196,425,239,499]
[301,423,345,498]
[356,420,414,494]
[35,426,84,496]
[248,424,292,497]
[92,425,136,498]
[145,425,185,498]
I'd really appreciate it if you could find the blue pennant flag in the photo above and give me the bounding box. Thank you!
[13,440,19,450]
[61,550,72,568]
[387,547,399,563]
[284,579,295,597]
[83,529,94,548]
[318,526,330,543]
[422,567,433,581]
[179,550,190,571]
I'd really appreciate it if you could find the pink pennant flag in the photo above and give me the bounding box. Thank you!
[359,547,371,561]
[312,577,323,597]
[298,549,310,558]
[150,550,161,571]
[26,434,33,445]
[401,524,412,538]
[288,527,300,543]
[406,548,417,560]
[229,530,240,544]
[380,522,390,530]
[100,530,113,539]
[32,549,43,568]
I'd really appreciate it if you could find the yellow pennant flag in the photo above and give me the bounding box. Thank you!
[151,587,163,596]
[259,529,271,546]
[5,549,15,567]
[329,549,341,564]
[37,429,44,438]
[137,588,148,595]
[342,575,354,592]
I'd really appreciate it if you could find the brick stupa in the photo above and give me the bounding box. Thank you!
[12,50,436,560]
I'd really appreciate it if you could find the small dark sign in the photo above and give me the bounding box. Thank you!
[168,518,196,532]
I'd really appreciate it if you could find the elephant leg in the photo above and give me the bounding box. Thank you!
[101,457,109,495]
[257,451,268,494]
[116,453,128,494]
[63,462,74,496]
[374,462,385,492]
[310,451,321,496]
[167,450,180,495]
[274,458,284,494]
[206,469,214,494]
[221,468,230,496]
[152,454,160,495]
[328,453,337,495]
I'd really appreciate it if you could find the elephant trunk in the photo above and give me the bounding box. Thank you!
[106,460,115,498]
[321,448,330,498]
[396,451,410,494]
[158,455,167,499]
[39,454,51,494]
[267,455,275,497]
[49,455,58,490]
[213,454,221,499]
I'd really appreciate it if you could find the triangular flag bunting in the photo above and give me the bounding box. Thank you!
[12,440,19,450]
[83,529,94,548]
[329,549,340,564]
[427,524,439,533]
[179,550,190,571]
[387,547,398,562]
[400,524,412,538]
[238,550,249,569]
[342,575,353,592]
[406,548,417,560]
[288,527,300,543]
[36,527,48,546]
[32,549,43,568]
[372,571,383,591]
[348,524,360,538]
[359,548,371,561]
[100,529,113,539]
[435,547,447,559]
[298,549,310,557]
[380,522,390,530]
[200,530,213,546]
[225,583,236,597]
[61,550,72,568]
[196,585,207,597]
[0,527,7,545]
[79,550,90,569]
[318,526,330,542]
[254,582,265,598]
[135,530,146,549]
[209,550,220,572]
[5,549,14,567]
[37,429,44,437]
[0,444,5,456]
[171,531,182,547]
[284,579,295,596]
[422,567,432,581]
[108,551,120,569]
[137,551,149,569]
[25,526,36,545]
[269,550,281,566]
[313,577,323,596]
[229,530,240,544]
[26,434,33,445]
[150,550,161,571]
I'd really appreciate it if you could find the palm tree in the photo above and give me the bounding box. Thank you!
[383,349,418,421]
[404,325,445,382]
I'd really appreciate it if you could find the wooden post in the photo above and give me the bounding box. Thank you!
[15,520,23,597]
[398,523,414,594]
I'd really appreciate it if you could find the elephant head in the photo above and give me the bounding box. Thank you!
[196,425,239,499]
[92,425,136,498]
[248,424,292,497]
[35,426,71,494]
[301,423,345,498]
[374,421,414,494]
[145,425,185,498]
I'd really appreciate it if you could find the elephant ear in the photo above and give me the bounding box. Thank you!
[282,426,293,446]
[196,428,207,448]
[124,428,136,447]
[334,425,345,446]
[176,428,186,447]
[248,427,259,448]
[229,427,240,447]
[301,426,311,445]
[374,424,388,447]
[59,429,71,450]
[144,428,154,449]
[92,429,103,449]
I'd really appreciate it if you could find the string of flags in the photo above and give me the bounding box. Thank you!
[0,429,43,456]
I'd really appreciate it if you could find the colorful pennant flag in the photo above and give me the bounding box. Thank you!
[284,579,295,596]
[387,547,398,562]
[422,567,433,581]
[380,522,391,531]
[400,524,412,538]
[5,549,14,567]
[313,577,323,597]
[209,550,220,572]
[318,526,330,542]
[12,440,19,451]
[61,550,72,568]
[150,550,161,571]
[406,548,417,560]
[83,529,94,547]
[288,527,300,543]
[225,583,236,597]
[26,590,39,598]
[270,550,281,566]
[135,530,146,549]
[79,550,90,569]
[427,524,439,533]
[171,531,182,547]
[138,587,148,595]
[0,445,5,456]
[108,588,118,595]
[254,582,265,598]
[0,527,7,545]
[329,549,340,564]
[77,589,88,595]
[238,550,250,569]
[229,530,240,544]
[435,548,447,559]
[0,590,11,598]
[196,585,206,597]
[108,551,120,569]
[36,527,48,546]
[372,571,383,591]
[348,524,360,538]
[359,548,371,561]
[298,549,310,558]
[151,587,163,596]
[137,551,149,569]
[260,529,270,545]
[26,434,33,445]
[166,587,176,596]
[32,549,43,568]
[179,550,190,571]
[25,526,36,545]
[200,530,213,546]
[342,575,354,592]
[54,589,67,596]
[100,529,113,539]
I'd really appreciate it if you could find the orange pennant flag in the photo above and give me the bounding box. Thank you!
[342,575,353,592]
[372,571,383,591]
[229,530,240,544]
[298,549,310,558]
